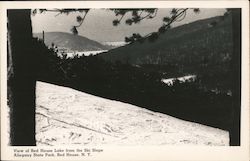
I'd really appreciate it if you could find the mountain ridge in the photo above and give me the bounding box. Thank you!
[33,32,109,51]
[98,15,231,65]
[98,14,233,91]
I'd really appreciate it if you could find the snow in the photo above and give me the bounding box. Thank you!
[68,50,108,57]
[102,41,127,47]
[59,50,108,58]
[36,81,229,146]
[162,75,196,86]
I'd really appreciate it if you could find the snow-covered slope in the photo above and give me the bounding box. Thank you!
[36,81,229,146]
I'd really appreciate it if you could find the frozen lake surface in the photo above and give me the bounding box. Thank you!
[63,50,108,58]
[36,81,229,146]
[161,75,197,86]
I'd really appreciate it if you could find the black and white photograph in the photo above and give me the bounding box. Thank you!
[1,1,249,161]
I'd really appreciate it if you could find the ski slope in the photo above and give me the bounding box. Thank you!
[36,81,229,146]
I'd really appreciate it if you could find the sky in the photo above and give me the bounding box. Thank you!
[32,8,226,43]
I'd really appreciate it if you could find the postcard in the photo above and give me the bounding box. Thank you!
[1,1,249,160]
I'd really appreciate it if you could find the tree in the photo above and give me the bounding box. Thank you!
[7,8,241,146]
[33,8,201,41]
[229,8,241,146]
[7,9,36,145]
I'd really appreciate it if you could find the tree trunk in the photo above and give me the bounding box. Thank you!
[229,9,241,146]
[7,9,36,145]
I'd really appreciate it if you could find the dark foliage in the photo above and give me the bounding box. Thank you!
[33,38,233,131]
[99,14,234,93]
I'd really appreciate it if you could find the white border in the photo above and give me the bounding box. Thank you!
[0,1,249,8]
[0,1,249,161]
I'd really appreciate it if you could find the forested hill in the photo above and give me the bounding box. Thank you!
[98,14,232,66]
[33,32,109,51]
[98,14,233,91]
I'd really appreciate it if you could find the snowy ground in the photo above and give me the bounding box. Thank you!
[67,50,108,57]
[161,75,196,86]
[57,50,108,58]
[101,41,128,47]
[36,81,229,146]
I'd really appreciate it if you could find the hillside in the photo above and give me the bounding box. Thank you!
[33,32,109,51]
[34,36,233,132]
[36,81,229,146]
[98,15,233,90]
[99,15,232,64]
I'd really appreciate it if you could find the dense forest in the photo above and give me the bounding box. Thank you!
[34,34,233,131]
[99,14,233,92]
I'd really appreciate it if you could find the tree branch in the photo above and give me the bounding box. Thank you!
[125,8,189,43]
[75,10,89,28]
